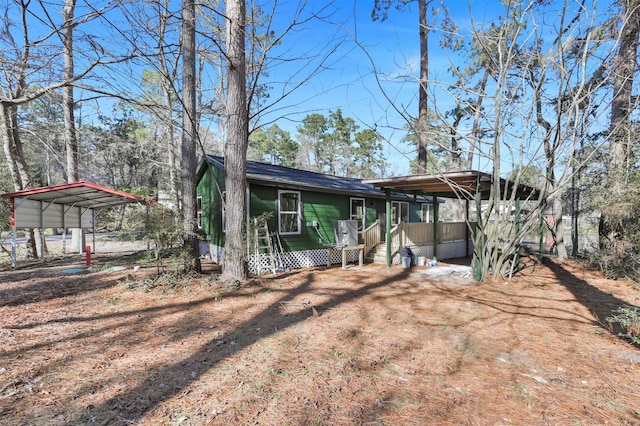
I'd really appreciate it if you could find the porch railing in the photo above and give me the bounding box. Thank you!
[363,221,472,262]
[388,221,469,259]
[362,219,381,257]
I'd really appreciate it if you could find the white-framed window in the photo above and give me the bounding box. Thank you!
[421,203,433,223]
[196,196,203,229]
[278,190,301,235]
[391,201,409,226]
[221,191,226,233]
[350,198,365,232]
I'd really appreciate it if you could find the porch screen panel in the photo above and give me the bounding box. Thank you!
[350,198,365,232]
[421,203,433,223]
[392,201,409,225]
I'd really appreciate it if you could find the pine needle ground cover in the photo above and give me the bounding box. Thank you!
[1,252,639,425]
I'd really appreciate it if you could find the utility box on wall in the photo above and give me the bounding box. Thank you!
[334,220,358,247]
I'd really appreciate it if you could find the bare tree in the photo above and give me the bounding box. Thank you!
[364,0,621,279]
[372,0,431,174]
[120,0,184,211]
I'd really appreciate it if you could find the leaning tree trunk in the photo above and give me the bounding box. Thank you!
[220,0,248,283]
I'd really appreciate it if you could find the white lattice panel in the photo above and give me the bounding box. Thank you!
[212,240,472,275]
[285,249,326,268]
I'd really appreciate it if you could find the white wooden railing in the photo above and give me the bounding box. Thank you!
[362,219,381,257]
[387,221,470,258]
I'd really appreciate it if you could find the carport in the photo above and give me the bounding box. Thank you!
[364,170,541,280]
[2,181,150,268]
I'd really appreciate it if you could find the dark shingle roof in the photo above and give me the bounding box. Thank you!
[204,155,431,202]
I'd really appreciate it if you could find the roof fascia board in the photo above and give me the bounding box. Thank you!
[246,177,421,201]
[1,181,145,205]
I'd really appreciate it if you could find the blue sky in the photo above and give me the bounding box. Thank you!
[5,0,615,178]
[254,0,480,176]
[257,1,423,175]
[250,0,617,177]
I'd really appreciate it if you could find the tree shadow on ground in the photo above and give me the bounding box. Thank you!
[544,258,639,345]
[0,271,123,307]
[0,250,159,307]
[80,267,412,424]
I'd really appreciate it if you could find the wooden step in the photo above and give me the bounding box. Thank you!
[366,244,388,264]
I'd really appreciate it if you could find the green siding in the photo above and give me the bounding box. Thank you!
[248,185,278,240]
[197,162,429,254]
[196,165,225,247]
[296,190,348,251]
[249,185,351,252]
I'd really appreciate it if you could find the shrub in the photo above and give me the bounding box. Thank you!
[607,306,640,345]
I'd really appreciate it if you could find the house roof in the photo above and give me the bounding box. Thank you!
[365,170,541,200]
[202,155,434,202]
[1,181,148,209]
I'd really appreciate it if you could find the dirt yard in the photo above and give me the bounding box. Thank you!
[1,251,639,425]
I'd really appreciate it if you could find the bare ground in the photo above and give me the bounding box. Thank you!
[1,250,639,425]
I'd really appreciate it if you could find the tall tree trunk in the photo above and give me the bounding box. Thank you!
[8,106,32,189]
[466,69,489,170]
[181,0,200,272]
[221,0,248,282]
[609,0,640,180]
[63,0,78,183]
[416,0,429,174]
[602,0,640,245]
[1,105,25,191]
[63,0,84,253]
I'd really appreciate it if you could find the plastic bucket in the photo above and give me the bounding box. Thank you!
[401,257,411,268]
[416,256,426,266]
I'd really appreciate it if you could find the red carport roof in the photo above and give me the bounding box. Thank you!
[1,181,149,209]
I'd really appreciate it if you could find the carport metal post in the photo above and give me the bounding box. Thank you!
[465,199,470,258]
[385,188,391,267]
[473,192,483,281]
[62,210,66,257]
[515,198,521,267]
[432,195,438,259]
[10,198,16,268]
[39,200,45,263]
[92,209,96,254]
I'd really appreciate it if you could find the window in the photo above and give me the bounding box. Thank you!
[350,198,365,232]
[391,201,409,226]
[196,196,203,229]
[278,190,301,234]
[421,203,433,223]
[221,191,226,233]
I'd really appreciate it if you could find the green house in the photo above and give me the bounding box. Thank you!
[196,155,435,273]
